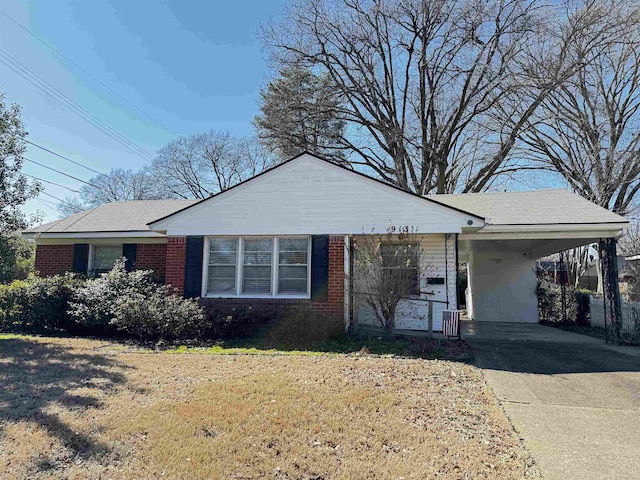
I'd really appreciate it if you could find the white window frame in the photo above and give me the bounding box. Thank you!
[88,243,123,275]
[202,236,312,299]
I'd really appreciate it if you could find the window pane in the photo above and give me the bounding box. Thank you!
[380,244,419,295]
[277,238,309,294]
[279,265,308,279]
[244,252,272,265]
[244,238,273,253]
[209,238,237,265]
[93,245,122,271]
[242,266,271,294]
[279,238,308,252]
[278,265,308,294]
[208,266,236,294]
[242,238,272,294]
[279,251,308,264]
[279,278,307,294]
[208,238,238,294]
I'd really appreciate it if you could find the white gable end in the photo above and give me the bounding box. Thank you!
[150,154,483,236]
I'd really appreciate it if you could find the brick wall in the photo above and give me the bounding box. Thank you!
[311,235,345,318]
[34,244,74,276]
[165,236,187,295]
[136,243,167,280]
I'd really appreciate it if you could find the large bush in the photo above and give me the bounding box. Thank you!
[69,260,157,331]
[0,274,80,332]
[537,279,590,325]
[263,304,344,349]
[200,300,284,339]
[70,259,206,340]
[112,287,206,341]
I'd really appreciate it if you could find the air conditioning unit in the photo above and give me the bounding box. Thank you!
[442,310,461,338]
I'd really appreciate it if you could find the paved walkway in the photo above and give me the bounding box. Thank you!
[463,321,640,480]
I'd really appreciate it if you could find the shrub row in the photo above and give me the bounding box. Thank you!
[0,259,205,341]
[0,260,344,345]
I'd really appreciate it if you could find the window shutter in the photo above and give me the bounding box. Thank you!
[184,236,204,298]
[72,244,89,274]
[123,244,137,272]
[311,235,329,300]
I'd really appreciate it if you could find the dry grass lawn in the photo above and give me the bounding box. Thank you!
[0,335,539,479]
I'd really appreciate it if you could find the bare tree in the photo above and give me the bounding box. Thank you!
[618,223,640,300]
[263,0,623,194]
[57,168,171,216]
[150,132,276,199]
[353,231,433,337]
[254,66,346,159]
[522,6,640,342]
[561,246,594,289]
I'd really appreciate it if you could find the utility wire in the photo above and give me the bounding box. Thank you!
[0,8,179,138]
[24,157,103,189]
[35,198,60,214]
[23,173,81,193]
[25,141,145,197]
[26,140,108,177]
[0,48,155,162]
[40,191,81,209]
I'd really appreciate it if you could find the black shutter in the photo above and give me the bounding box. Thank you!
[123,244,137,272]
[311,235,329,300]
[184,236,204,298]
[72,244,89,274]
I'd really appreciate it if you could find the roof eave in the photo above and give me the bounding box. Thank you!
[24,231,166,239]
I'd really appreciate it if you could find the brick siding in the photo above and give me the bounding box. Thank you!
[135,243,167,280]
[34,244,74,276]
[311,235,345,318]
[165,236,187,295]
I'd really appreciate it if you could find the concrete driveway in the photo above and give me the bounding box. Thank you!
[462,321,640,480]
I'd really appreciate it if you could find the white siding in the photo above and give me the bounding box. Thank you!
[469,245,538,323]
[355,234,458,332]
[151,155,482,236]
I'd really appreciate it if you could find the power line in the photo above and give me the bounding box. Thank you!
[24,157,103,189]
[23,173,81,193]
[0,48,155,162]
[26,140,108,177]
[0,8,179,138]
[35,198,60,214]
[40,191,80,209]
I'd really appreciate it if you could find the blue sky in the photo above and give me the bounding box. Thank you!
[0,0,287,222]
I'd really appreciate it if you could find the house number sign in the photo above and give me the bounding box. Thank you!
[387,225,419,234]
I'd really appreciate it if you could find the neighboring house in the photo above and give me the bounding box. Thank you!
[23,153,629,333]
[537,255,627,292]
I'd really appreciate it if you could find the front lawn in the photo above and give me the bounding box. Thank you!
[0,335,539,479]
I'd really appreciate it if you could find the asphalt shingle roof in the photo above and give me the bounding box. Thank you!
[25,189,628,235]
[25,199,198,233]
[429,189,628,226]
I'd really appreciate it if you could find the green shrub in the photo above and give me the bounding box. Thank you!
[0,274,80,332]
[263,304,344,349]
[537,279,590,325]
[69,259,157,331]
[112,286,206,341]
[70,259,206,340]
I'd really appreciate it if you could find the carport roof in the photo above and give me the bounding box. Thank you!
[429,189,628,226]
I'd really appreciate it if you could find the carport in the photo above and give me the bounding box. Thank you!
[432,189,629,323]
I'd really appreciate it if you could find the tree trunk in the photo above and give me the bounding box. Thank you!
[382,322,396,340]
[599,238,623,344]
